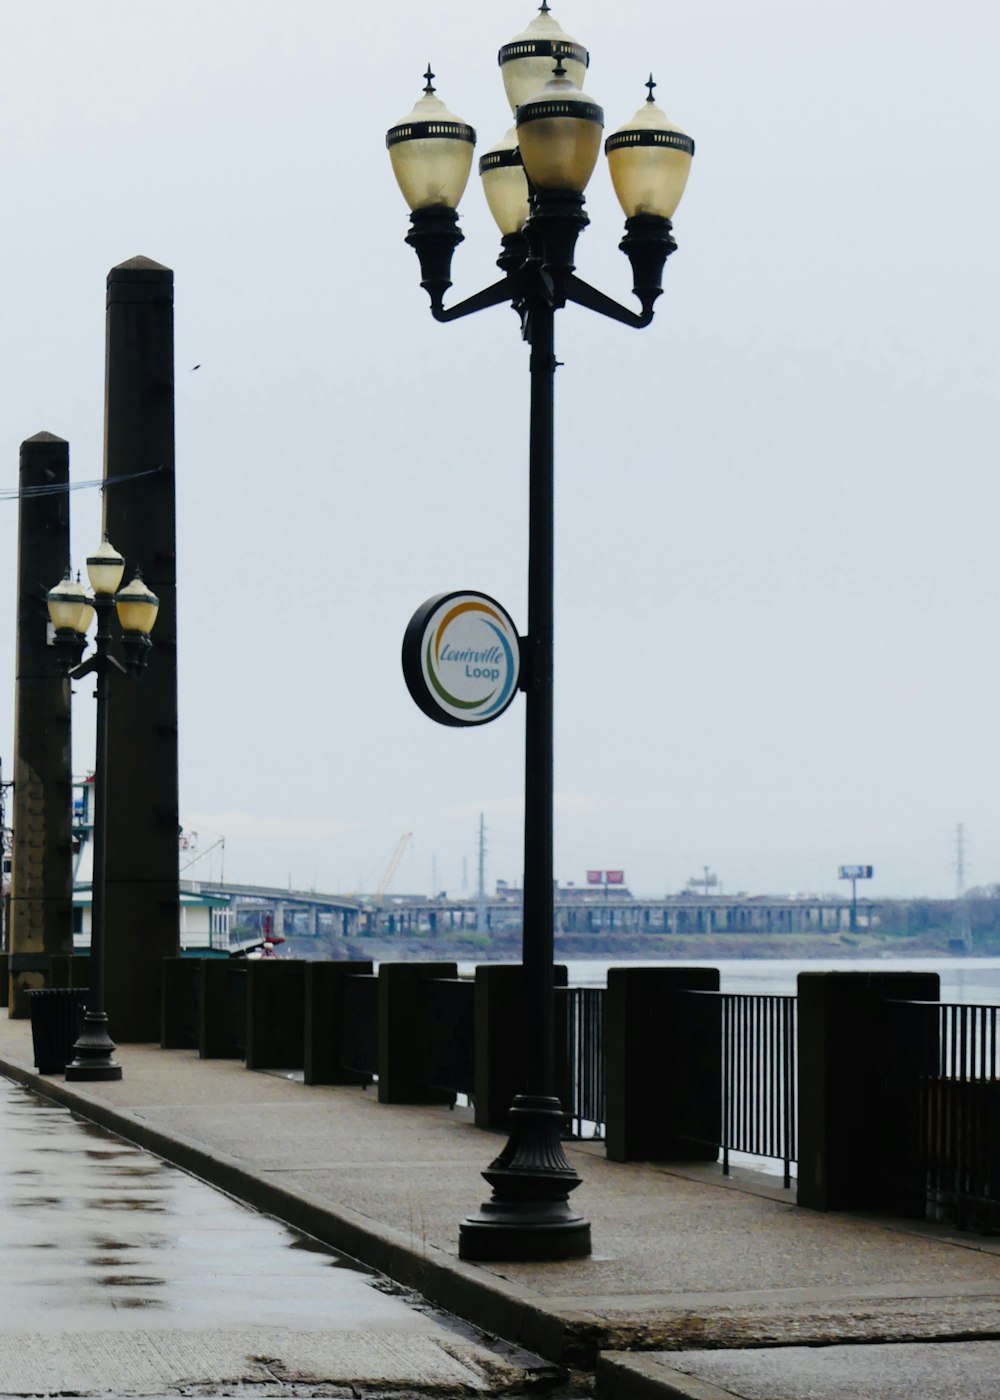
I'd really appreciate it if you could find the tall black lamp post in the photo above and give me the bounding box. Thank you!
[46,538,159,1081]
[387,4,694,1260]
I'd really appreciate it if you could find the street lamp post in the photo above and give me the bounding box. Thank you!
[388,5,694,1261]
[46,539,159,1081]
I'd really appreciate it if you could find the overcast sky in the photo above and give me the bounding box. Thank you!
[1,1,997,900]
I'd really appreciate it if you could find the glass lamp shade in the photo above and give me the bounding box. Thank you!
[87,537,126,596]
[46,570,90,634]
[479,128,531,235]
[605,88,695,219]
[516,67,604,194]
[115,570,159,635]
[386,80,476,212]
[499,4,588,114]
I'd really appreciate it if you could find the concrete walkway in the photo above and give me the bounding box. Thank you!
[2,1017,999,1396]
[0,1075,547,1396]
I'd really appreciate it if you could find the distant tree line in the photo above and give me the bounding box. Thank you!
[877,887,1000,947]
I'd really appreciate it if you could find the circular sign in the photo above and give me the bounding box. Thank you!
[402,591,521,727]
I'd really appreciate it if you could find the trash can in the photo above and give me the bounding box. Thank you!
[27,988,90,1074]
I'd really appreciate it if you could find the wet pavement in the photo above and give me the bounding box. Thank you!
[0,1077,555,1396]
[4,1018,1000,1399]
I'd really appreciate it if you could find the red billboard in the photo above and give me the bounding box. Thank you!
[605,870,625,885]
[586,870,602,885]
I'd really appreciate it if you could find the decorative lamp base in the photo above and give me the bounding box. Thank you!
[458,1094,592,1261]
[619,214,677,315]
[406,205,464,314]
[65,1012,123,1082]
[526,191,590,300]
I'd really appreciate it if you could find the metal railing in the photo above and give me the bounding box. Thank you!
[939,1001,1000,1080]
[423,976,475,1099]
[720,992,797,1187]
[342,972,378,1080]
[679,990,797,1187]
[924,1001,1000,1231]
[561,986,606,1138]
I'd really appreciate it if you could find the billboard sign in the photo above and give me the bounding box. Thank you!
[838,865,873,880]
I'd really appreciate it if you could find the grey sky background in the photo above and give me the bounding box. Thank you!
[1,1,997,900]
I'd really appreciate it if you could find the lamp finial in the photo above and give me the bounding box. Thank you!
[423,65,436,95]
[646,74,657,103]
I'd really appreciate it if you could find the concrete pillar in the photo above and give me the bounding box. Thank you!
[102,258,180,1041]
[797,971,939,1212]
[377,961,457,1104]
[303,960,374,1084]
[306,906,317,936]
[606,966,721,1163]
[272,901,284,939]
[9,433,73,1015]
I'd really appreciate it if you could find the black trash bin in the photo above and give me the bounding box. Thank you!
[27,988,90,1074]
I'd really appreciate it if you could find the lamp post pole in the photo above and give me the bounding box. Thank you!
[388,5,695,1261]
[47,542,159,1081]
[67,592,117,1081]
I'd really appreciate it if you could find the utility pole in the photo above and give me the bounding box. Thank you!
[476,813,487,935]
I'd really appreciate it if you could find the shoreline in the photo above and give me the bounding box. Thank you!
[281,928,998,965]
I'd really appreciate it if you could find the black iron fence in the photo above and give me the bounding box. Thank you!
[342,972,378,1080]
[423,976,475,1099]
[679,990,797,1186]
[561,986,606,1138]
[923,1001,1000,1231]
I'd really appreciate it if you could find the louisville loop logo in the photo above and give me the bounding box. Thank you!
[403,591,521,727]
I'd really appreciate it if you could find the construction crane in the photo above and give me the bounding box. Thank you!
[373,833,414,901]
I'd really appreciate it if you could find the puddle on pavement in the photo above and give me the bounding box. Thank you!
[0,1075,398,1333]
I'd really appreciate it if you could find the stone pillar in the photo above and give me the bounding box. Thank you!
[797,971,939,1211]
[102,258,180,1041]
[9,433,73,1015]
[606,966,721,1163]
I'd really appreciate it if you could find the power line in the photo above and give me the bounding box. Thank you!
[0,465,167,503]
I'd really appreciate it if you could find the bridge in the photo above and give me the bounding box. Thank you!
[183,879,878,942]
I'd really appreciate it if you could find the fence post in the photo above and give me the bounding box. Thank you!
[303,960,374,1084]
[161,956,200,1048]
[797,970,939,1211]
[378,961,457,1104]
[245,960,307,1070]
[473,964,569,1130]
[605,966,720,1163]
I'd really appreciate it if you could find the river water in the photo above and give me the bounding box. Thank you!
[456,955,1000,1002]
[560,956,1000,1003]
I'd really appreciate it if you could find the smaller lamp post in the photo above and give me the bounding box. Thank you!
[46,538,159,1080]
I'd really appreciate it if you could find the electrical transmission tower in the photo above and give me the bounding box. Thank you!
[477,813,488,935]
[954,822,972,954]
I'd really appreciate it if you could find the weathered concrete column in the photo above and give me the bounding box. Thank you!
[606,966,721,1163]
[102,257,180,1041]
[9,433,73,1016]
[797,971,939,1212]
